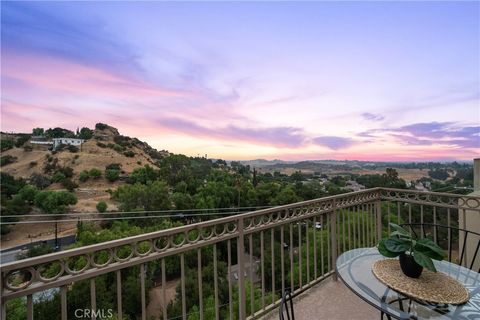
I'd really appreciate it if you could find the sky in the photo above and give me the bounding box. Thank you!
[1,1,479,161]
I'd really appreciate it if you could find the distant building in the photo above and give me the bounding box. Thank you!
[52,138,84,150]
[346,180,365,191]
[229,253,260,284]
[30,136,53,146]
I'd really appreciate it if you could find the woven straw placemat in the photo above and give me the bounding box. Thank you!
[372,259,469,305]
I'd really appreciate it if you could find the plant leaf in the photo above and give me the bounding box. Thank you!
[413,250,437,272]
[378,239,401,258]
[384,238,411,253]
[414,245,443,261]
[415,238,446,260]
[389,223,410,237]
[390,231,411,239]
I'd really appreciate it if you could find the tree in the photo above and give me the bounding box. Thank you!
[129,165,158,184]
[95,123,108,130]
[34,191,77,214]
[113,181,171,211]
[78,127,93,140]
[96,201,108,213]
[32,128,44,136]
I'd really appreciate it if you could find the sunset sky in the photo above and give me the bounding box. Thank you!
[1,1,479,161]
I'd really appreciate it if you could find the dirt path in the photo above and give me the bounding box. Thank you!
[147,279,179,319]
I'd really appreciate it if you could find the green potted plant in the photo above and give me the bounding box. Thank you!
[378,223,446,278]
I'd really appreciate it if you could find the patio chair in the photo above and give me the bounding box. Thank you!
[279,290,295,320]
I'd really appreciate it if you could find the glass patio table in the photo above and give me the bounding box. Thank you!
[336,247,480,320]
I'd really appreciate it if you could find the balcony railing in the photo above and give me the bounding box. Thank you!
[1,188,480,320]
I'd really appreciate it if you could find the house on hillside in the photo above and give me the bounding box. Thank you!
[52,138,84,150]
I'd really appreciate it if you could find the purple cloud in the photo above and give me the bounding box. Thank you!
[157,117,305,148]
[361,112,384,121]
[313,136,355,150]
[363,122,479,149]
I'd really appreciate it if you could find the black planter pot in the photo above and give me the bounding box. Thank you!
[399,253,423,278]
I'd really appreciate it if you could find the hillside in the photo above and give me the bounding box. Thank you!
[1,124,169,212]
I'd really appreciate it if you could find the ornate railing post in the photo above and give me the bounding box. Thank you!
[331,199,338,281]
[376,199,383,243]
[237,217,246,319]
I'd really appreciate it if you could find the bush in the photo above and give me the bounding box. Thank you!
[1,139,14,151]
[1,155,17,166]
[29,161,38,168]
[29,173,51,189]
[57,167,74,178]
[89,168,102,179]
[105,169,120,182]
[95,123,108,130]
[61,178,78,191]
[23,145,33,152]
[67,145,79,153]
[78,127,93,140]
[96,142,107,148]
[124,150,135,157]
[52,171,66,183]
[34,190,77,214]
[96,201,108,213]
[106,163,121,171]
[15,135,31,148]
[32,128,44,136]
[112,144,124,152]
[79,170,90,182]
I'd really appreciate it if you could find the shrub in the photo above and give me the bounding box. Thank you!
[29,174,51,189]
[23,145,33,151]
[79,170,90,182]
[105,169,120,182]
[124,150,135,157]
[78,127,93,140]
[57,167,74,178]
[29,161,38,168]
[96,201,108,213]
[52,171,66,183]
[95,123,108,130]
[89,168,102,179]
[34,190,77,214]
[32,128,44,136]
[74,155,80,159]
[106,163,121,171]
[61,178,78,191]
[67,145,79,153]
[1,155,17,166]
[112,144,124,152]
[15,135,31,147]
[96,142,107,148]
[1,140,14,152]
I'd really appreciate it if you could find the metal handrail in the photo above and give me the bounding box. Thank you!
[1,187,479,320]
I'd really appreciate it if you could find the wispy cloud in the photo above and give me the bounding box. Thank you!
[313,136,355,150]
[157,118,305,148]
[361,112,384,121]
[360,122,479,149]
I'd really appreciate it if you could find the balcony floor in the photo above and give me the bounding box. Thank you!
[263,277,378,320]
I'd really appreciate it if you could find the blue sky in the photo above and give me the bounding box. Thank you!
[2,1,479,160]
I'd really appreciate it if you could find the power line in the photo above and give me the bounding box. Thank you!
[0,211,248,225]
[0,206,273,219]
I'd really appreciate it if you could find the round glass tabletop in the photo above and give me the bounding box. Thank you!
[336,247,480,320]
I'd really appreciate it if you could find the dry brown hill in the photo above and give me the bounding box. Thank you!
[1,124,169,213]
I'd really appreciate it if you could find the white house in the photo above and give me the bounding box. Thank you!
[52,138,84,150]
